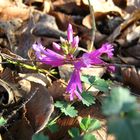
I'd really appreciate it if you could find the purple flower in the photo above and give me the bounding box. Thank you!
[66,69,82,101]
[32,23,115,101]
[32,42,65,67]
[67,24,79,49]
[74,43,114,69]
[67,24,73,43]
[92,43,114,58]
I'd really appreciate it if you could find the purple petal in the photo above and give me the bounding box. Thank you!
[32,42,45,53]
[32,42,65,67]
[53,42,61,51]
[98,43,114,58]
[90,43,114,58]
[67,24,73,43]
[66,69,82,101]
[41,49,65,67]
[72,36,79,48]
[75,52,104,69]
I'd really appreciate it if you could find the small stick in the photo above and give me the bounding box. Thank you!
[87,0,96,52]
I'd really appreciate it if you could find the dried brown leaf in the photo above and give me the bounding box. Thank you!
[121,67,140,93]
[18,73,52,87]
[82,0,123,15]
[112,0,127,9]
[47,79,66,99]
[107,9,140,42]
[0,4,30,21]
[50,11,74,31]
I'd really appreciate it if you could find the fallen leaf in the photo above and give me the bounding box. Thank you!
[18,73,52,87]
[82,0,123,15]
[121,67,140,93]
[47,79,66,99]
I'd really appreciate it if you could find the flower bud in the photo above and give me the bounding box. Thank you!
[72,36,79,48]
[67,24,73,43]
[53,42,61,51]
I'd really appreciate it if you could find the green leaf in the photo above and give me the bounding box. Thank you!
[81,75,95,85]
[81,92,95,107]
[79,117,91,131]
[81,75,109,92]
[68,127,80,138]
[32,133,49,140]
[47,123,59,133]
[54,101,66,108]
[54,101,78,117]
[62,105,78,117]
[79,117,101,132]
[102,87,137,116]
[0,117,7,126]
[108,117,140,140]
[88,119,101,131]
[93,77,109,92]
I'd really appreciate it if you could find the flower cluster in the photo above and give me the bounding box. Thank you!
[33,24,114,101]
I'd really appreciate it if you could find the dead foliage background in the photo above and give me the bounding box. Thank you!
[0,0,140,140]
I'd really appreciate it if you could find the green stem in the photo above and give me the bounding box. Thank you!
[6,59,67,86]
[48,113,63,126]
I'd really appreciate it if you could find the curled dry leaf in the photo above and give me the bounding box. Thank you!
[24,82,54,133]
[121,67,140,93]
[0,79,21,107]
[2,80,54,140]
[107,9,140,42]
[18,73,52,87]
[32,14,67,39]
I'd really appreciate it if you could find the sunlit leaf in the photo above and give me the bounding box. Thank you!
[54,101,78,117]
[81,75,109,92]
[79,117,91,131]
[0,117,7,126]
[88,119,101,131]
[81,92,95,106]
[79,117,101,132]
[81,75,95,85]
